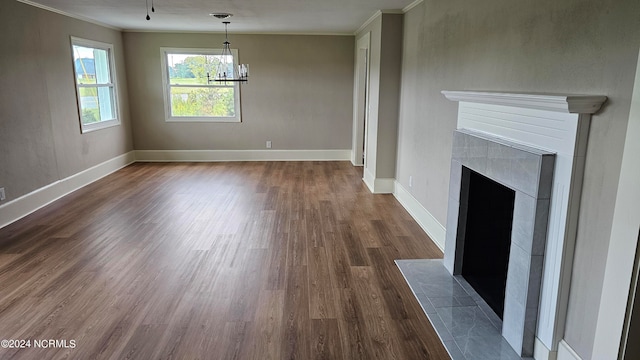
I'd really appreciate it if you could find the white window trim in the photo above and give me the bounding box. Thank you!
[70,36,121,134]
[160,47,242,123]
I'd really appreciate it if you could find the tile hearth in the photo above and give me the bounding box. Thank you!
[396,259,533,360]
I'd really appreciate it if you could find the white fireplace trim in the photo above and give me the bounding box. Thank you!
[442,91,607,352]
[441,91,606,114]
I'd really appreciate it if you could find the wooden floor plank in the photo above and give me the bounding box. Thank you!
[0,161,449,360]
[310,318,344,360]
[281,265,310,360]
[308,247,337,320]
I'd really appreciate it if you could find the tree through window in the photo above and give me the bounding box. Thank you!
[161,48,241,122]
[71,37,120,133]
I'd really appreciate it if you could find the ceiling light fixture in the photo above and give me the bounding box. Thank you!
[207,21,249,84]
[209,13,233,20]
[145,0,155,20]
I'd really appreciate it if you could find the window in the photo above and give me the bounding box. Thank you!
[71,37,120,133]
[161,48,241,122]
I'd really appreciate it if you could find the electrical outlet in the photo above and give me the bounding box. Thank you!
[0,187,5,201]
[409,176,413,188]
[266,140,272,149]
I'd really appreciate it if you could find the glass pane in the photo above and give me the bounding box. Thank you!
[167,54,222,85]
[215,55,235,79]
[94,48,111,85]
[73,45,111,85]
[170,86,235,117]
[80,86,115,125]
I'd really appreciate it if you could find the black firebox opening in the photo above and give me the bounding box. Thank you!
[460,167,515,319]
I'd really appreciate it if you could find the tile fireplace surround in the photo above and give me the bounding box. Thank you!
[398,91,607,360]
[446,128,555,356]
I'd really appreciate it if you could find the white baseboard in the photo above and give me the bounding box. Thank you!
[373,178,395,194]
[362,169,394,194]
[0,151,136,229]
[393,181,446,251]
[135,149,351,162]
[350,150,364,166]
[557,340,582,360]
[363,168,376,192]
[534,337,558,360]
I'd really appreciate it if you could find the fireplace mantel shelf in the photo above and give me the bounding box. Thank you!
[438,88,607,356]
[441,90,607,114]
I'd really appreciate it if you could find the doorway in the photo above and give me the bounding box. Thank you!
[352,33,370,168]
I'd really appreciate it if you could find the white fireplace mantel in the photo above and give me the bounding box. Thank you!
[441,91,607,114]
[441,90,607,357]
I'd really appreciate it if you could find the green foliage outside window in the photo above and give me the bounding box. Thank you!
[81,108,99,124]
[171,87,235,117]
[166,53,237,118]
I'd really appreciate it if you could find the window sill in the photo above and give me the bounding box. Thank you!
[165,117,241,123]
[80,119,120,134]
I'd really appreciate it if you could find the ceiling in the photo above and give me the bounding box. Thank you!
[21,0,416,34]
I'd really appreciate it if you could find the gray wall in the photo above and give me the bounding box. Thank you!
[0,1,133,203]
[123,32,354,151]
[397,0,640,358]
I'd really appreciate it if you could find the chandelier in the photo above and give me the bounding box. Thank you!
[207,21,249,84]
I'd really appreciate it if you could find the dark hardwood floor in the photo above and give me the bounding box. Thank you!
[0,161,449,360]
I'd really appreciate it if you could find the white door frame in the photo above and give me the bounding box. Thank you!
[351,32,371,167]
[621,231,640,360]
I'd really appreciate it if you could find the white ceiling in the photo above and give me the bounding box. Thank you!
[21,0,416,34]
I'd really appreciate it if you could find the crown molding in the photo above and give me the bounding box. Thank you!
[441,90,607,114]
[16,0,121,31]
[354,8,403,35]
[380,9,404,14]
[403,0,424,13]
[122,29,353,36]
[355,10,381,35]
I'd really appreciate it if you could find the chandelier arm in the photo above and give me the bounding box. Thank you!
[208,20,248,84]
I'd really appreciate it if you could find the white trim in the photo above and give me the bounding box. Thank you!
[122,29,355,36]
[354,9,403,35]
[352,32,371,167]
[71,36,122,134]
[134,149,351,162]
[363,169,376,192]
[403,0,424,13]
[350,150,363,167]
[557,340,582,360]
[534,337,558,360]
[160,47,242,123]
[362,174,395,194]
[355,11,381,35]
[393,181,446,251]
[0,152,135,229]
[16,0,121,30]
[441,91,607,114]
[362,175,398,194]
[372,178,396,194]
[443,91,606,349]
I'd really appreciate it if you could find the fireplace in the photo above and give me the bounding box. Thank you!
[444,128,555,356]
[459,167,516,319]
[438,91,606,358]
[397,92,606,359]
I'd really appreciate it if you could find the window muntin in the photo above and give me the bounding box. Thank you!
[161,48,241,122]
[71,37,120,133]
